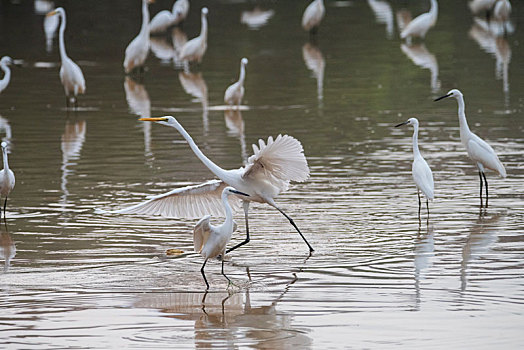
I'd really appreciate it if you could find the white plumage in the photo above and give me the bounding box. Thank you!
[47,8,86,107]
[112,115,314,252]
[435,89,506,205]
[395,118,434,216]
[302,0,325,33]
[400,0,438,41]
[0,142,15,218]
[0,56,13,94]
[149,0,188,34]
[179,7,208,64]
[124,0,153,74]
[224,58,248,107]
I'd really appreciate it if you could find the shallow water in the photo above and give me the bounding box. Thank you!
[1,0,523,348]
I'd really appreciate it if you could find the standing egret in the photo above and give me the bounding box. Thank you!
[179,7,208,64]
[224,58,248,108]
[124,0,154,74]
[0,142,15,219]
[395,118,434,218]
[435,89,506,206]
[112,116,314,253]
[194,186,249,289]
[46,8,86,108]
[302,0,325,35]
[0,57,14,94]
[400,0,438,42]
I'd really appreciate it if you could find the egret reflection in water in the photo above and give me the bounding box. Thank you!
[414,223,435,309]
[60,119,86,204]
[43,8,59,53]
[124,76,152,156]
[224,109,247,164]
[150,35,176,64]
[0,116,12,147]
[240,7,275,30]
[171,27,188,67]
[178,71,209,133]
[302,42,325,105]
[401,43,440,92]
[367,0,394,39]
[0,227,15,272]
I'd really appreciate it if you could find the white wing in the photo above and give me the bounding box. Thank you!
[467,135,506,177]
[242,135,310,190]
[193,215,211,253]
[412,157,434,200]
[111,180,241,218]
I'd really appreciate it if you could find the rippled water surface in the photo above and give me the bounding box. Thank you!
[1,0,523,348]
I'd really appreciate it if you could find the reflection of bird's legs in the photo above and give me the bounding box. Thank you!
[74,96,78,110]
[482,172,489,207]
[65,95,70,109]
[478,170,484,207]
[226,201,250,254]
[274,205,314,253]
[221,258,232,287]
[201,258,210,290]
[201,291,209,315]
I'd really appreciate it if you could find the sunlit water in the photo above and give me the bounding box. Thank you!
[1,0,523,348]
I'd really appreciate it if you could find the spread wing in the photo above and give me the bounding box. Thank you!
[242,135,310,191]
[110,179,241,219]
[193,215,211,253]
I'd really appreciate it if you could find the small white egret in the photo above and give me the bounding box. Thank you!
[179,7,208,64]
[435,89,506,206]
[302,0,325,35]
[124,0,154,74]
[0,142,15,219]
[395,118,434,218]
[113,116,314,253]
[194,186,249,289]
[46,8,86,108]
[224,58,248,107]
[0,57,14,94]
[400,0,438,42]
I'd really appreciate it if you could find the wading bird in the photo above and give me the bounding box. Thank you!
[124,0,154,74]
[0,142,15,219]
[435,89,506,206]
[395,118,434,218]
[179,7,208,64]
[0,57,14,94]
[46,8,86,108]
[194,186,249,289]
[113,116,314,253]
[224,58,248,107]
[302,0,325,35]
[400,0,438,42]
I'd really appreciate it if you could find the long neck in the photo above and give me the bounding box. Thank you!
[456,95,471,139]
[412,124,421,158]
[171,121,230,180]
[140,0,150,36]
[221,192,234,228]
[429,0,438,19]
[200,14,207,40]
[238,63,246,84]
[58,12,68,61]
[2,149,9,170]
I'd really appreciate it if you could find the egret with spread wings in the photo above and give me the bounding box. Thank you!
[113,116,314,253]
[194,186,249,289]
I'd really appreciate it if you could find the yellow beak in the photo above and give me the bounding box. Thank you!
[139,117,167,122]
[46,10,57,17]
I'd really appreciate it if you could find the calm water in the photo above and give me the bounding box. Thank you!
[1,0,523,348]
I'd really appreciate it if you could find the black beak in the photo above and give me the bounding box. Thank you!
[434,93,452,102]
[395,121,408,128]
[231,189,250,197]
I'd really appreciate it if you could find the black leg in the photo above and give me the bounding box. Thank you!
[482,172,488,207]
[65,96,70,109]
[479,171,484,207]
[3,198,6,219]
[418,192,421,219]
[74,96,78,109]
[226,201,250,254]
[426,198,429,217]
[221,258,231,285]
[201,258,209,290]
[275,206,314,252]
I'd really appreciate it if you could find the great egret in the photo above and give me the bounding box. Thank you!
[400,0,438,42]
[0,57,14,94]
[46,8,86,108]
[395,118,434,217]
[0,142,15,219]
[302,0,325,35]
[124,0,154,74]
[194,186,249,289]
[179,7,208,64]
[224,58,248,107]
[113,116,314,253]
[435,89,506,206]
